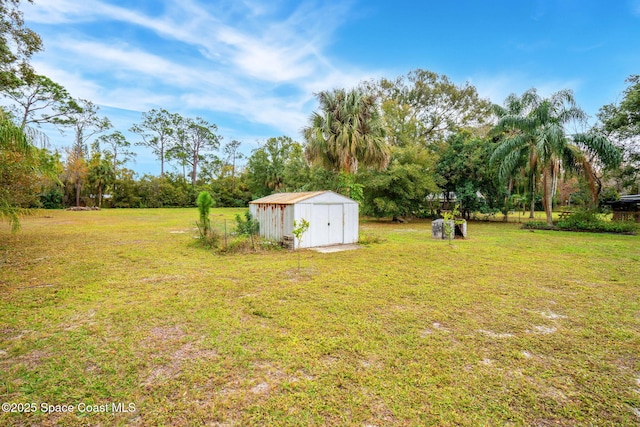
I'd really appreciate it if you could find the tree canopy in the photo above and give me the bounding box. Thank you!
[0,0,42,89]
[303,88,390,176]
[492,89,622,225]
[363,69,491,147]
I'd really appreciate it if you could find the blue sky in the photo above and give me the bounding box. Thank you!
[20,0,640,175]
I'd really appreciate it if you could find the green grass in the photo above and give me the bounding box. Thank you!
[1,209,639,426]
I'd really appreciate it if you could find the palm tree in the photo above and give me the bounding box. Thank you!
[303,88,390,177]
[87,157,115,208]
[0,111,31,231]
[491,89,621,225]
[492,90,541,218]
[566,132,623,204]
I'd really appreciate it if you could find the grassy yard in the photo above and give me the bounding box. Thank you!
[1,208,639,426]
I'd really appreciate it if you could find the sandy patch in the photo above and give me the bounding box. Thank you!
[538,311,567,320]
[142,340,218,386]
[531,325,557,334]
[478,329,514,338]
[250,382,270,394]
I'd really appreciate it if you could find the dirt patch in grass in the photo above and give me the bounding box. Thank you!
[143,341,219,387]
[478,329,514,338]
[147,325,186,341]
[2,349,50,370]
[283,267,317,283]
[59,309,97,331]
[139,274,185,284]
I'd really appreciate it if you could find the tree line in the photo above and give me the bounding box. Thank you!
[1,1,639,231]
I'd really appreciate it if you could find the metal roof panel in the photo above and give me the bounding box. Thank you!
[249,191,328,205]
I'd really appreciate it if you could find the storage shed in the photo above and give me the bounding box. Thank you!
[249,191,359,249]
[607,194,640,222]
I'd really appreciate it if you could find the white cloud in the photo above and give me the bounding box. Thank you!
[22,0,380,158]
[23,0,99,23]
[29,61,103,102]
[216,27,315,82]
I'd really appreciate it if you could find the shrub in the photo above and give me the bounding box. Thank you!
[196,191,219,247]
[235,211,259,236]
[39,188,64,209]
[557,209,637,233]
[521,221,554,230]
[235,210,260,249]
[522,209,637,234]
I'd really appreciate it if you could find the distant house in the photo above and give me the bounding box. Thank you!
[249,191,359,248]
[607,194,640,222]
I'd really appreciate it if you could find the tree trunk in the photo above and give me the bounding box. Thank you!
[529,196,535,219]
[529,176,536,218]
[97,185,103,208]
[542,169,553,226]
[231,157,236,192]
[551,160,560,207]
[20,110,28,131]
[75,181,81,207]
[503,178,513,222]
[160,145,164,178]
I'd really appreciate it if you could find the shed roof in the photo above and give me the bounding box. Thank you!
[607,194,640,205]
[249,190,358,205]
[249,191,328,205]
[620,194,640,202]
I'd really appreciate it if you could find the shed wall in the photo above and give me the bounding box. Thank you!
[343,202,359,244]
[293,203,313,248]
[293,200,358,248]
[249,203,294,242]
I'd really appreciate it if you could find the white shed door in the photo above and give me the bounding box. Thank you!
[310,204,344,247]
[328,204,344,245]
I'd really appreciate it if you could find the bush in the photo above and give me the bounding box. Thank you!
[39,188,64,209]
[522,209,638,234]
[557,210,637,233]
[556,209,600,230]
[235,211,259,236]
[521,221,555,230]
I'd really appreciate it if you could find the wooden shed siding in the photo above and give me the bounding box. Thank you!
[249,203,294,242]
[250,191,359,248]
